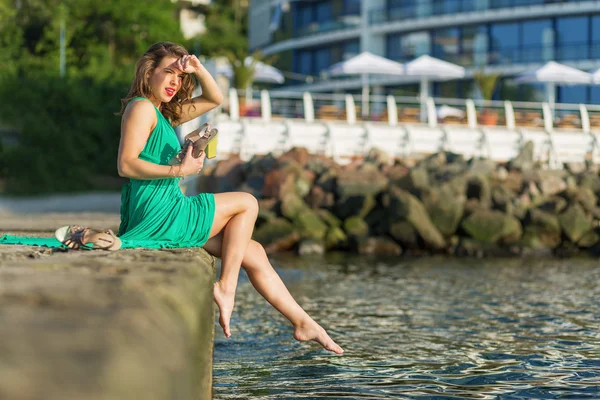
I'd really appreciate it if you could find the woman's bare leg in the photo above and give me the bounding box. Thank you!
[204,234,344,354]
[208,192,259,338]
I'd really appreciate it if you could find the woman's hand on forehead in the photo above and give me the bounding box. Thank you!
[171,55,202,74]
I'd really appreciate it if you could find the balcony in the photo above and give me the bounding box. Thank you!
[295,17,361,38]
[392,43,600,68]
[370,0,585,24]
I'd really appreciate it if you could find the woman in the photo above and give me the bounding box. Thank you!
[117,42,343,354]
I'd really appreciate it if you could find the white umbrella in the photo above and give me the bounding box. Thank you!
[216,58,285,84]
[515,61,591,112]
[329,51,404,118]
[217,57,285,104]
[405,55,465,122]
[437,105,465,120]
[590,67,600,84]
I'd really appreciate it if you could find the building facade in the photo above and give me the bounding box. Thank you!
[249,0,600,104]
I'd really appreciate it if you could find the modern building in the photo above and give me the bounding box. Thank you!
[173,0,212,40]
[249,0,600,104]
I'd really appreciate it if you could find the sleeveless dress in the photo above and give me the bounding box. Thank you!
[0,97,216,250]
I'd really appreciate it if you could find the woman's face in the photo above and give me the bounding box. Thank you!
[148,55,184,105]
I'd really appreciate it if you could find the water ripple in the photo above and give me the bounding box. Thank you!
[214,256,600,399]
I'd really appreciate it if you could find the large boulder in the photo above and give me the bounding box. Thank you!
[461,210,521,243]
[425,188,465,236]
[579,173,600,194]
[568,187,598,212]
[538,173,567,197]
[246,153,278,175]
[325,226,347,250]
[558,204,593,243]
[466,174,491,208]
[358,237,402,256]
[392,167,429,196]
[295,210,328,240]
[209,156,245,192]
[297,239,325,256]
[316,209,342,228]
[365,147,392,167]
[382,163,409,182]
[389,221,419,248]
[456,237,520,258]
[336,163,388,198]
[315,169,338,193]
[491,185,514,214]
[279,147,310,168]
[343,217,369,241]
[262,160,311,200]
[501,214,523,244]
[510,141,534,172]
[280,193,308,220]
[468,158,497,176]
[521,209,562,249]
[238,174,265,198]
[503,170,524,193]
[538,196,568,214]
[364,207,393,236]
[305,155,339,176]
[385,187,446,250]
[578,230,600,248]
[335,195,376,220]
[253,218,300,253]
[306,186,335,209]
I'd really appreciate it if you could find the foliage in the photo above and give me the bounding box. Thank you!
[198,2,247,58]
[198,0,278,90]
[473,71,501,102]
[0,0,191,194]
[0,75,127,194]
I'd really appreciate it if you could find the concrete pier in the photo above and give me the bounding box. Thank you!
[0,212,216,400]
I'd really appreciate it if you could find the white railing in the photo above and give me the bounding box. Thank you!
[205,89,600,168]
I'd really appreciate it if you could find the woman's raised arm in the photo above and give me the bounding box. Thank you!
[117,100,204,179]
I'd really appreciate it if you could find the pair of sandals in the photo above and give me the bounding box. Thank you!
[169,123,219,166]
[55,225,122,251]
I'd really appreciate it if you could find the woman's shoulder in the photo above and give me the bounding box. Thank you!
[123,98,158,119]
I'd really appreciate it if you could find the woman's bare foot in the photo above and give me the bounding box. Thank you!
[213,281,235,338]
[293,318,344,354]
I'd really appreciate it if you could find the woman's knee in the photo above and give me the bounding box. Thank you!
[240,192,259,216]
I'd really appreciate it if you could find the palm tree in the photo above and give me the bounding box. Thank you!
[473,71,501,125]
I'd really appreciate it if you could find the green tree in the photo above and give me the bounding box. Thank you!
[198,3,247,58]
[8,0,186,80]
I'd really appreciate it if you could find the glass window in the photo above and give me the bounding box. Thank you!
[296,5,313,30]
[432,0,460,16]
[315,2,333,23]
[343,0,360,15]
[314,47,331,75]
[387,34,402,61]
[521,19,553,63]
[590,86,600,105]
[556,16,589,60]
[343,40,360,60]
[296,51,313,75]
[462,25,487,67]
[388,32,430,61]
[489,22,519,64]
[559,86,587,105]
[432,28,459,63]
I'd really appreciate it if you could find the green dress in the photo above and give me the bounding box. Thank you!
[0,97,216,250]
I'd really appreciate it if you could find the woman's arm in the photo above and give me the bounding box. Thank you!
[117,100,204,179]
[176,56,224,126]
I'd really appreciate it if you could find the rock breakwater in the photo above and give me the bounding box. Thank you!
[201,144,600,258]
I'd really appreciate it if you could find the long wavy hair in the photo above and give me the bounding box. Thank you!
[119,42,195,124]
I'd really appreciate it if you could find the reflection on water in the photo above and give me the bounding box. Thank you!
[213,255,600,399]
